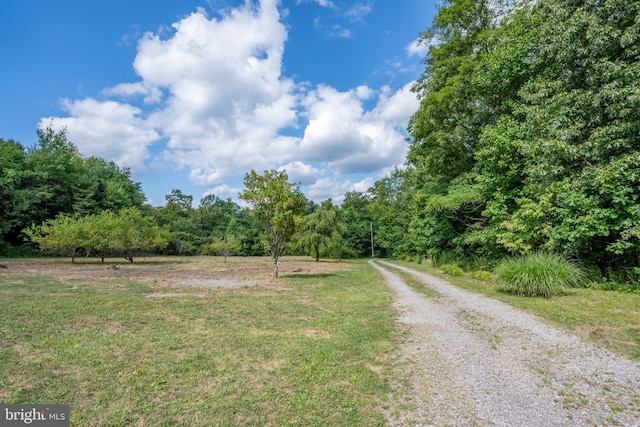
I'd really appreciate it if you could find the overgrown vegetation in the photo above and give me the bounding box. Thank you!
[440,264,464,277]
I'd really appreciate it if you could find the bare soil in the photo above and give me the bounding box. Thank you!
[0,256,345,288]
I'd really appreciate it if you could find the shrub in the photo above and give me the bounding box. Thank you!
[441,263,464,276]
[494,252,583,298]
[471,270,493,282]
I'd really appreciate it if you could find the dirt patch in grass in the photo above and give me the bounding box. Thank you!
[305,329,331,339]
[175,279,260,287]
[145,293,205,298]
[0,256,346,287]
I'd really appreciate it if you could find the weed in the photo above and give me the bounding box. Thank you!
[440,264,464,276]
[470,270,493,282]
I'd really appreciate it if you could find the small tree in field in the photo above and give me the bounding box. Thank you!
[26,208,171,262]
[24,214,87,262]
[239,169,306,277]
[209,234,242,262]
[297,199,347,261]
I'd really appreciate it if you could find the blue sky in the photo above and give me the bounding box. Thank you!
[1,0,435,206]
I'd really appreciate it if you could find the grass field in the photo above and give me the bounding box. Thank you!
[0,257,398,426]
[392,259,640,362]
[2,256,639,426]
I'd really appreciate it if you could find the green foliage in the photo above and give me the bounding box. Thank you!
[367,169,414,258]
[296,199,347,261]
[147,192,262,257]
[207,234,242,262]
[470,270,493,282]
[400,0,640,276]
[24,214,87,261]
[338,191,374,258]
[25,208,170,262]
[240,169,307,276]
[106,208,171,262]
[494,253,584,298]
[440,263,464,276]
[0,127,145,252]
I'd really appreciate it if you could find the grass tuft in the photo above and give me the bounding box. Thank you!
[494,252,583,298]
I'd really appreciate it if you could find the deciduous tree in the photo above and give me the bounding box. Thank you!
[239,170,306,277]
[297,199,346,261]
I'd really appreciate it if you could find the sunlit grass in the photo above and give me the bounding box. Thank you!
[0,259,397,426]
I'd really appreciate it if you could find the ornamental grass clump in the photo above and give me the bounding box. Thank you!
[494,253,583,298]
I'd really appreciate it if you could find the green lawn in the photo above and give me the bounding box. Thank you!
[0,259,397,426]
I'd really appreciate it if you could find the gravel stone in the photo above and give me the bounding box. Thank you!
[371,260,640,426]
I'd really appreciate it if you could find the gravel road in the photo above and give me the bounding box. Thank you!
[371,260,640,426]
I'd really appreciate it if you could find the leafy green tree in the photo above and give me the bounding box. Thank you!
[154,189,199,255]
[226,213,264,256]
[208,234,242,262]
[198,194,239,239]
[296,199,346,261]
[110,207,171,262]
[24,214,87,262]
[403,0,640,276]
[73,157,145,215]
[406,0,504,262]
[339,191,373,258]
[165,189,194,212]
[475,0,640,271]
[20,126,83,227]
[0,138,27,251]
[25,208,170,263]
[1,127,147,253]
[239,169,307,277]
[367,169,413,258]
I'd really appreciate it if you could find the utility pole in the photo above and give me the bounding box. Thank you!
[370,222,374,258]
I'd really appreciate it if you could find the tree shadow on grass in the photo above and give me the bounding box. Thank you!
[283,272,340,280]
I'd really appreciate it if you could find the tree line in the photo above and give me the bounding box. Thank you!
[1,128,387,262]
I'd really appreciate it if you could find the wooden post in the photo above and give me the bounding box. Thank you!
[370,222,374,258]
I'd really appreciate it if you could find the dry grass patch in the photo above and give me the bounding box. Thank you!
[304,329,331,339]
[0,257,396,426]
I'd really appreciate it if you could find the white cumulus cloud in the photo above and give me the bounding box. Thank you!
[40,0,420,203]
[406,36,432,57]
[40,98,159,171]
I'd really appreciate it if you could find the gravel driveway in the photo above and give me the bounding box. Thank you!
[371,260,640,426]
